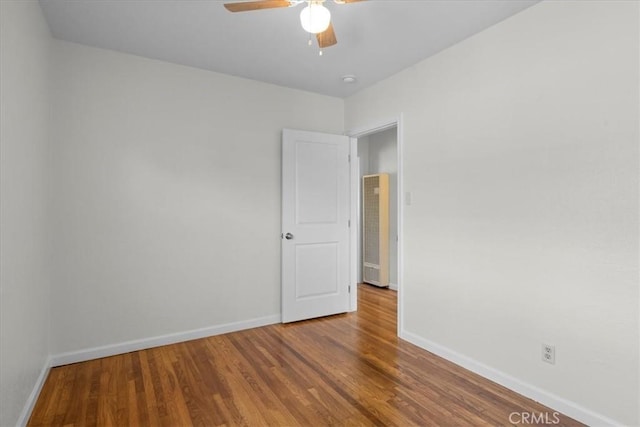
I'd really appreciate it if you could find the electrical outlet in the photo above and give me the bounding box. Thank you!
[542,344,555,364]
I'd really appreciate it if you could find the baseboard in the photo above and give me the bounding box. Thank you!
[51,314,281,367]
[389,282,398,291]
[400,329,621,427]
[16,355,52,427]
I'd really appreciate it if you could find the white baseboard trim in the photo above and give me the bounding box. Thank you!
[400,329,621,427]
[51,314,281,367]
[16,356,52,427]
[389,282,398,291]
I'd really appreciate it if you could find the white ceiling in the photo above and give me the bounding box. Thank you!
[39,0,540,98]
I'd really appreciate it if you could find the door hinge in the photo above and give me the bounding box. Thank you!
[348,285,351,293]
[348,154,351,162]
[348,219,351,228]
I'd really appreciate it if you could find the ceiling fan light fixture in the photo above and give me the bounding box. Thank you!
[299,2,331,34]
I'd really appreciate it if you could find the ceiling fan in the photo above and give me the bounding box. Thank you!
[223,0,365,50]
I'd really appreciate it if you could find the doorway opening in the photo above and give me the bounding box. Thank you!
[348,117,403,335]
[357,127,398,289]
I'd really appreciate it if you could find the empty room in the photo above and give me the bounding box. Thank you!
[1,0,638,426]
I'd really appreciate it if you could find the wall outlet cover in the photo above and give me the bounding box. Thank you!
[542,344,555,364]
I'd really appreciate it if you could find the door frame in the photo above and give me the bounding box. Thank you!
[346,114,404,336]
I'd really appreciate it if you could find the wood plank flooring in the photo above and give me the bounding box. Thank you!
[29,285,583,426]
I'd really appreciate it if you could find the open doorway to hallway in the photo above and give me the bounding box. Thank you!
[356,126,398,293]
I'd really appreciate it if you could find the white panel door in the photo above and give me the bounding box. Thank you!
[282,128,350,323]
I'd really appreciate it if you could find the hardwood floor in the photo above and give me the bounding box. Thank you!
[29,285,583,426]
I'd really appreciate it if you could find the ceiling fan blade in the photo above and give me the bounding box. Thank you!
[317,22,337,48]
[224,0,291,12]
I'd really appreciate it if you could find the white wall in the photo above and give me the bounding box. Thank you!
[345,1,639,425]
[0,1,52,426]
[49,40,344,355]
[367,128,398,287]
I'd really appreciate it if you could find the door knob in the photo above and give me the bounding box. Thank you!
[285,233,294,240]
